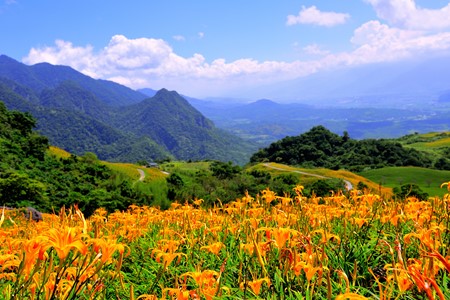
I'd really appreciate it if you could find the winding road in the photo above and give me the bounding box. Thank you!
[137,169,145,181]
[263,163,353,191]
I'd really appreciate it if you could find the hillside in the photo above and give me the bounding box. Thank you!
[0,55,254,164]
[116,89,252,163]
[359,166,450,198]
[250,125,448,171]
[0,102,163,215]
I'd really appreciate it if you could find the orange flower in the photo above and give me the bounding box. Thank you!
[200,242,224,256]
[241,277,270,296]
[260,227,293,249]
[335,293,368,300]
[294,261,321,282]
[152,249,185,268]
[43,226,88,260]
[162,288,190,300]
[89,238,125,264]
[261,188,276,204]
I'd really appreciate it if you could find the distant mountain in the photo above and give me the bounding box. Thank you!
[249,55,450,105]
[187,96,450,146]
[0,55,147,106]
[137,88,158,97]
[0,55,254,164]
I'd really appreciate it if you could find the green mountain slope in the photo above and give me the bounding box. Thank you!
[0,102,165,215]
[0,55,254,164]
[117,89,255,164]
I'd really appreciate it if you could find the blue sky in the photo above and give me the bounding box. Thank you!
[1,0,450,98]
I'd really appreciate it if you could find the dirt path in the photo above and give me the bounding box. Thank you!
[137,169,145,181]
[263,163,353,190]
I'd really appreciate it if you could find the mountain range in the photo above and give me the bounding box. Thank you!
[240,55,450,104]
[185,96,450,146]
[1,54,449,163]
[0,55,254,165]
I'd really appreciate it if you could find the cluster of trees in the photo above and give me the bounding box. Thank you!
[250,126,444,172]
[165,160,347,206]
[0,102,153,216]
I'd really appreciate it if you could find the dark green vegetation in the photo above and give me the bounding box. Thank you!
[163,160,313,205]
[0,102,155,215]
[0,55,254,165]
[162,160,394,206]
[250,125,449,172]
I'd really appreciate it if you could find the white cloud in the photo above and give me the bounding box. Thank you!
[303,44,330,56]
[286,6,350,27]
[23,35,303,96]
[198,32,205,39]
[366,0,450,30]
[349,20,450,63]
[22,26,450,98]
[172,35,185,41]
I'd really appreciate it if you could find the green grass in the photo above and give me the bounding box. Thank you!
[48,146,72,159]
[398,131,450,152]
[359,166,450,197]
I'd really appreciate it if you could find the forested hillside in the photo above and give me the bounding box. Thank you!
[0,102,154,215]
[250,125,448,172]
[0,55,254,164]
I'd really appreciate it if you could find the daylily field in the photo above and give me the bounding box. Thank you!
[1,183,450,299]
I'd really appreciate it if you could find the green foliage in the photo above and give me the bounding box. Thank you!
[251,125,435,171]
[0,171,48,209]
[210,161,241,179]
[0,102,156,215]
[305,178,346,197]
[393,184,429,200]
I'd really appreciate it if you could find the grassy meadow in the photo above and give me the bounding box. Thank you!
[360,167,450,197]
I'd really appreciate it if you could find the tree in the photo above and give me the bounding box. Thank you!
[393,184,429,201]
[307,179,346,197]
[0,171,48,209]
[210,161,241,180]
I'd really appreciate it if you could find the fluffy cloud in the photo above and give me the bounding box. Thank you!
[23,35,306,96]
[349,20,450,63]
[22,23,450,98]
[286,6,350,27]
[366,0,450,30]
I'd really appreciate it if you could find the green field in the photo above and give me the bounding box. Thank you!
[359,166,450,197]
[398,131,450,151]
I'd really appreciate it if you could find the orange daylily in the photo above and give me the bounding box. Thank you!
[241,277,270,296]
[43,226,88,260]
[200,242,224,255]
[335,293,369,300]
